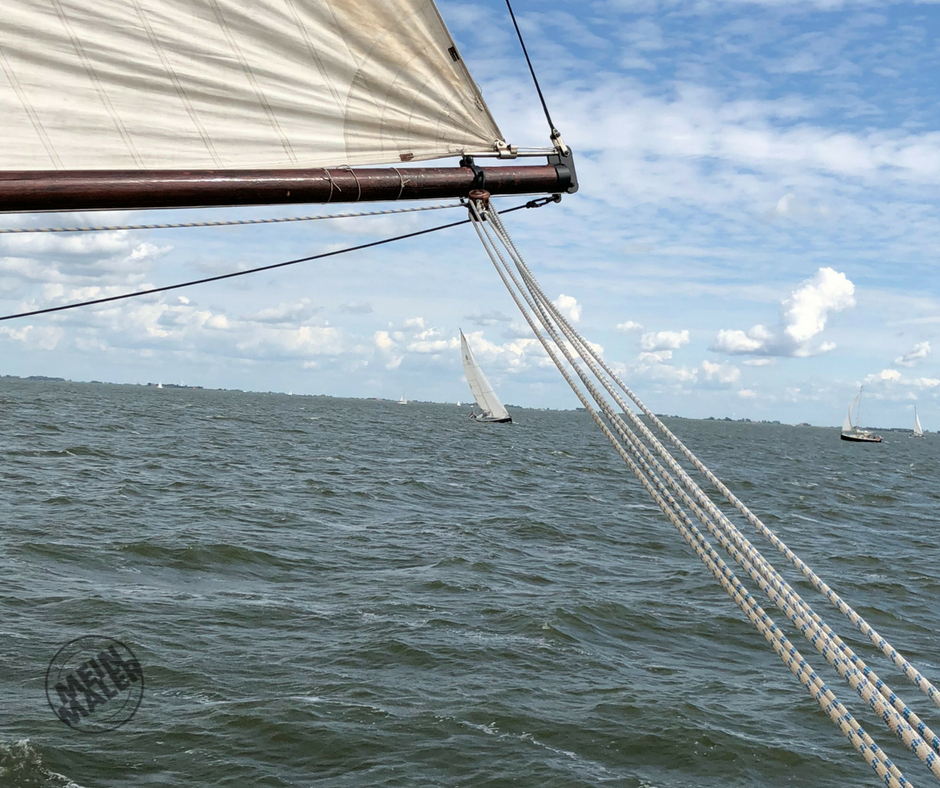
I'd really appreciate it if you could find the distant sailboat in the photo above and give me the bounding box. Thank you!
[460,330,511,424]
[911,407,925,438]
[398,392,407,405]
[840,387,882,443]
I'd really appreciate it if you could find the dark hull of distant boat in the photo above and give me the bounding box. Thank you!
[473,416,512,424]
[840,431,882,443]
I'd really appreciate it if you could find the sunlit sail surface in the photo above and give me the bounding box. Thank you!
[0,0,505,171]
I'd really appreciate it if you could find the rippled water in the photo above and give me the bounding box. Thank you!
[2,378,938,788]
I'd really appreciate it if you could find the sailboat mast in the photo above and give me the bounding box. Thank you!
[0,163,574,213]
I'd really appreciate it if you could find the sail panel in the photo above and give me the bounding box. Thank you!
[0,0,504,171]
[842,410,853,433]
[460,331,509,420]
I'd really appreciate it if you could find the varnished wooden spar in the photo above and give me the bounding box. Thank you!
[0,163,574,213]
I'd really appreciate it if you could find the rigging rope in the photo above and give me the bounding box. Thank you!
[504,0,565,151]
[0,202,463,234]
[0,198,555,324]
[469,197,940,786]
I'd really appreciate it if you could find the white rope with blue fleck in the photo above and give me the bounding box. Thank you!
[485,200,940,712]
[472,198,940,786]
[0,202,463,234]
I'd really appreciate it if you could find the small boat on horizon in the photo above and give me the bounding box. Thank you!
[460,330,511,424]
[911,406,925,438]
[840,386,882,443]
[398,392,407,405]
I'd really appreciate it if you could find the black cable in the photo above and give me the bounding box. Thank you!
[0,199,552,323]
[505,0,558,137]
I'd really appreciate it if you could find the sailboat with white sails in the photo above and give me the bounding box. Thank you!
[460,330,511,424]
[911,407,925,438]
[5,4,938,786]
[840,386,882,443]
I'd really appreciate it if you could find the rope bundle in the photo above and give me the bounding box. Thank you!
[469,198,940,787]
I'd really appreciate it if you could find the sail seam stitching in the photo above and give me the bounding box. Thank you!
[129,0,223,168]
[206,0,298,165]
[50,0,145,168]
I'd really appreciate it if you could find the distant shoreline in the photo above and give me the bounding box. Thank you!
[1,374,926,432]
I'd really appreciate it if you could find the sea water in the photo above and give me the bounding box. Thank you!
[1,378,938,787]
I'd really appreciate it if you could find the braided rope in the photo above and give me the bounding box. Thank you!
[471,200,940,785]
[483,207,940,766]
[468,204,913,787]
[0,202,462,234]
[485,204,940,713]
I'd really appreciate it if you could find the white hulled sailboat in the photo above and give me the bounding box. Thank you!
[460,330,511,424]
[912,407,925,438]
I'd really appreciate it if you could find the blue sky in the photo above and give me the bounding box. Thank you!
[1,0,939,428]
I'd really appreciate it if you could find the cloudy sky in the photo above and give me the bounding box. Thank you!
[2,0,939,428]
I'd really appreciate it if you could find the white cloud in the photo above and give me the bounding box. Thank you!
[712,325,773,354]
[407,328,460,354]
[781,268,855,346]
[861,368,940,400]
[616,320,643,333]
[247,299,319,325]
[738,389,757,399]
[865,368,902,383]
[712,268,854,357]
[466,310,512,326]
[640,329,690,352]
[553,294,582,324]
[0,324,64,350]
[374,330,402,369]
[895,341,931,367]
[702,360,741,384]
[638,350,672,363]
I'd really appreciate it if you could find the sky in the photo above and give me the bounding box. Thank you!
[2,0,939,428]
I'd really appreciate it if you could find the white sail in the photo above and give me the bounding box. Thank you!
[914,409,924,436]
[0,0,505,171]
[460,330,509,421]
[842,409,853,433]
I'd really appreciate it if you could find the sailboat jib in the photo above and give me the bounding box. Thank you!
[460,330,510,423]
[841,409,853,434]
[912,407,924,438]
[0,0,505,172]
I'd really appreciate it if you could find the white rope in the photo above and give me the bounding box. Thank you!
[0,202,463,234]
[487,204,940,714]
[485,203,940,777]
[483,204,940,759]
[470,198,940,786]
